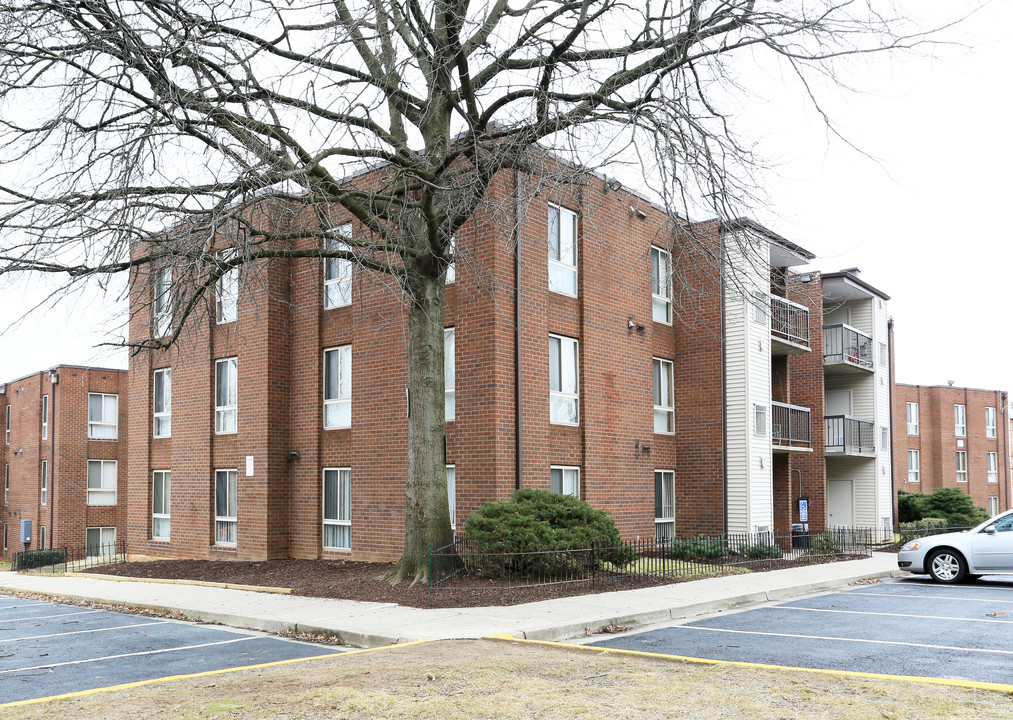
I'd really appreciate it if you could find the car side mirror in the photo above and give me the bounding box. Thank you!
[984,526,996,535]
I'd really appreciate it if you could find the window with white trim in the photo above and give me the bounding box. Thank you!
[4,404,9,444]
[653,358,674,434]
[444,328,456,422]
[986,406,997,438]
[446,465,456,530]
[954,404,966,437]
[322,468,351,550]
[3,464,8,504]
[550,465,580,498]
[907,450,919,483]
[214,469,238,545]
[989,496,999,516]
[214,358,238,434]
[547,204,578,296]
[324,224,353,308]
[906,402,919,435]
[655,470,675,543]
[987,452,998,483]
[153,368,171,438]
[751,291,767,324]
[152,470,171,539]
[754,404,767,438]
[39,526,46,551]
[549,335,579,425]
[86,527,116,557]
[153,266,172,337]
[881,426,889,451]
[323,346,351,429]
[651,246,672,324]
[40,460,47,505]
[445,234,456,284]
[956,451,967,483]
[87,459,117,505]
[88,393,119,439]
[41,394,48,440]
[216,251,239,323]
[878,342,888,367]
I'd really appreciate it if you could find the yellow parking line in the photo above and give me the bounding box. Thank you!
[0,639,429,709]
[485,634,1013,694]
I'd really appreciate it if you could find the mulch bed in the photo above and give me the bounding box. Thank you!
[85,553,870,609]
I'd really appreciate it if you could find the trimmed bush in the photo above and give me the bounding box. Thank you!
[13,548,67,571]
[897,488,989,527]
[740,542,781,560]
[899,517,951,543]
[667,534,727,562]
[807,532,842,556]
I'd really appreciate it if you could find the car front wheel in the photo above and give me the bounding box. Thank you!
[926,549,967,584]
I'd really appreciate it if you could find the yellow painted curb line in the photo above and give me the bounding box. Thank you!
[0,638,430,709]
[485,634,1013,694]
[70,572,293,594]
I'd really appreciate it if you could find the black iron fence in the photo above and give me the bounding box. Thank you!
[428,527,879,606]
[11,540,126,574]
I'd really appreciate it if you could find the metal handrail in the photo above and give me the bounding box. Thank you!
[770,295,810,348]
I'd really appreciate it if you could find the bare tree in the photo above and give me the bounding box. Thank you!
[0,0,944,580]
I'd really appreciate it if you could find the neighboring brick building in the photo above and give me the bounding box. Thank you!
[893,383,1011,517]
[1,366,128,558]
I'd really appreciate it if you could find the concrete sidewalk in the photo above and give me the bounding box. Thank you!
[0,553,901,649]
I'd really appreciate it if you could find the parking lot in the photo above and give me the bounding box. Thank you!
[589,576,1013,685]
[0,595,344,705]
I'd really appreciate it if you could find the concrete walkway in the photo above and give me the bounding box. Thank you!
[0,553,901,649]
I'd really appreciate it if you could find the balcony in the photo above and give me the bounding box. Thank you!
[771,401,812,452]
[769,295,810,355]
[823,324,874,374]
[825,415,876,457]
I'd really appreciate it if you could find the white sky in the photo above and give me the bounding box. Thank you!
[1,1,1009,392]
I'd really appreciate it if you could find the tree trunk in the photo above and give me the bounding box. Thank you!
[387,269,453,583]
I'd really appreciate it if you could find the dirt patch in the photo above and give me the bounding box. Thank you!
[3,638,1008,719]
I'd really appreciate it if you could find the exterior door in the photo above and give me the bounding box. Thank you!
[825,390,852,447]
[827,479,854,529]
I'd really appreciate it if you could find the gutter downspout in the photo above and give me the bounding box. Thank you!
[887,317,895,533]
[720,234,728,535]
[48,370,56,549]
[514,169,523,490]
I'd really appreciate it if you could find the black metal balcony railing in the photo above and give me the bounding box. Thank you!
[825,415,875,455]
[770,296,810,348]
[771,401,812,449]
[823,323,873,369]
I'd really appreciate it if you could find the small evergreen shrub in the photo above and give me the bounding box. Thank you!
[899,517,951,543]
[667,534,727,562]
[13,548,67,571]
[740,542,782,560]
[897,488,989,527]
[807,532,842,556]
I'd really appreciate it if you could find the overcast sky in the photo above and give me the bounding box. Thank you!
[1,1,1009,393]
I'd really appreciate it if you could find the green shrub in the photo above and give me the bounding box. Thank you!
[899,517,951,543]
[807,532,842,556]
[463,489,634,575]
[13,548,67,570]
[740,542,781,560]
[667,534,727,562]
[897,488,989,527]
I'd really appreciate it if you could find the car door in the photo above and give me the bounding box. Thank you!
[969,514,1013,571]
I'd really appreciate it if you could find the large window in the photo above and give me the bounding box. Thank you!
[153,368,172,438]
[323,346,352,429]
[907,450,920,483]
[215,358,238,434]
[954,404,966,437]
[550,465,580,498]
[87,459,117,505]
[152,471,171,539]
[41,394,48,440]
[40,460,47,505]
[653,358,674,434]
[444,328,456,422]
[214,469,238,545]
[655,470,675,543]
[549,335,579,425]
[906,402,919,435]
[446,465,456,530]
[987,452,999,483]
[322,468,351,550]
[216,251,239,324]
[651,246,672,324]
[547,204,578,296]
[88,393,119,439]
[86,527,116,557]
[153,266,172,337]
[324,224,353,308]
[956,451,967,483]
[986,406,997,438]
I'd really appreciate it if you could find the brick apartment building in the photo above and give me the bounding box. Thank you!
[1,366,128,558]
[893,383,1011,517]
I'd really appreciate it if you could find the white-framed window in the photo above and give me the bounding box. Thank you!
[153,368,172,438]
[655,470,675,543]
[153,266,172,337]
[216,251,239,324]
[86,527,116,557]
[651,246,672,324]
[323,345,352,429]
[986,406,997,438]
[653,357,674,434]
[547,204,578,296]
[40,460,47,505]
[753,404,767,438]
[956,451,967,483]
[954,404,966,437]
[907,450,920,483]
[751,290,767,324]
[214,357,238,434]
[878,342,888,367]
[444,327,456,422]
[87,459,118,505]
[549,335,579,425]
[445,234,456,285]
[881,426,889,451]
[446,465,456,530]
[550,465,580,498]
[214,469,238,545]
[39,526,46,551]
[41,394,48,440]
[324,224,353,308]
[989,496,1000,516]
[987,452,998,483]
[4,404,9,444]
[906,402,919,435]
[152,470,171,540]
[88,393,119,439]
[3,464,8,504]
[322,468,351,550]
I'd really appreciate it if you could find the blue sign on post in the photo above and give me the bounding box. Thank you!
[798,499,809,523]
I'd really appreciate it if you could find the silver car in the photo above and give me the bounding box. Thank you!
[897,509,1013,583]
